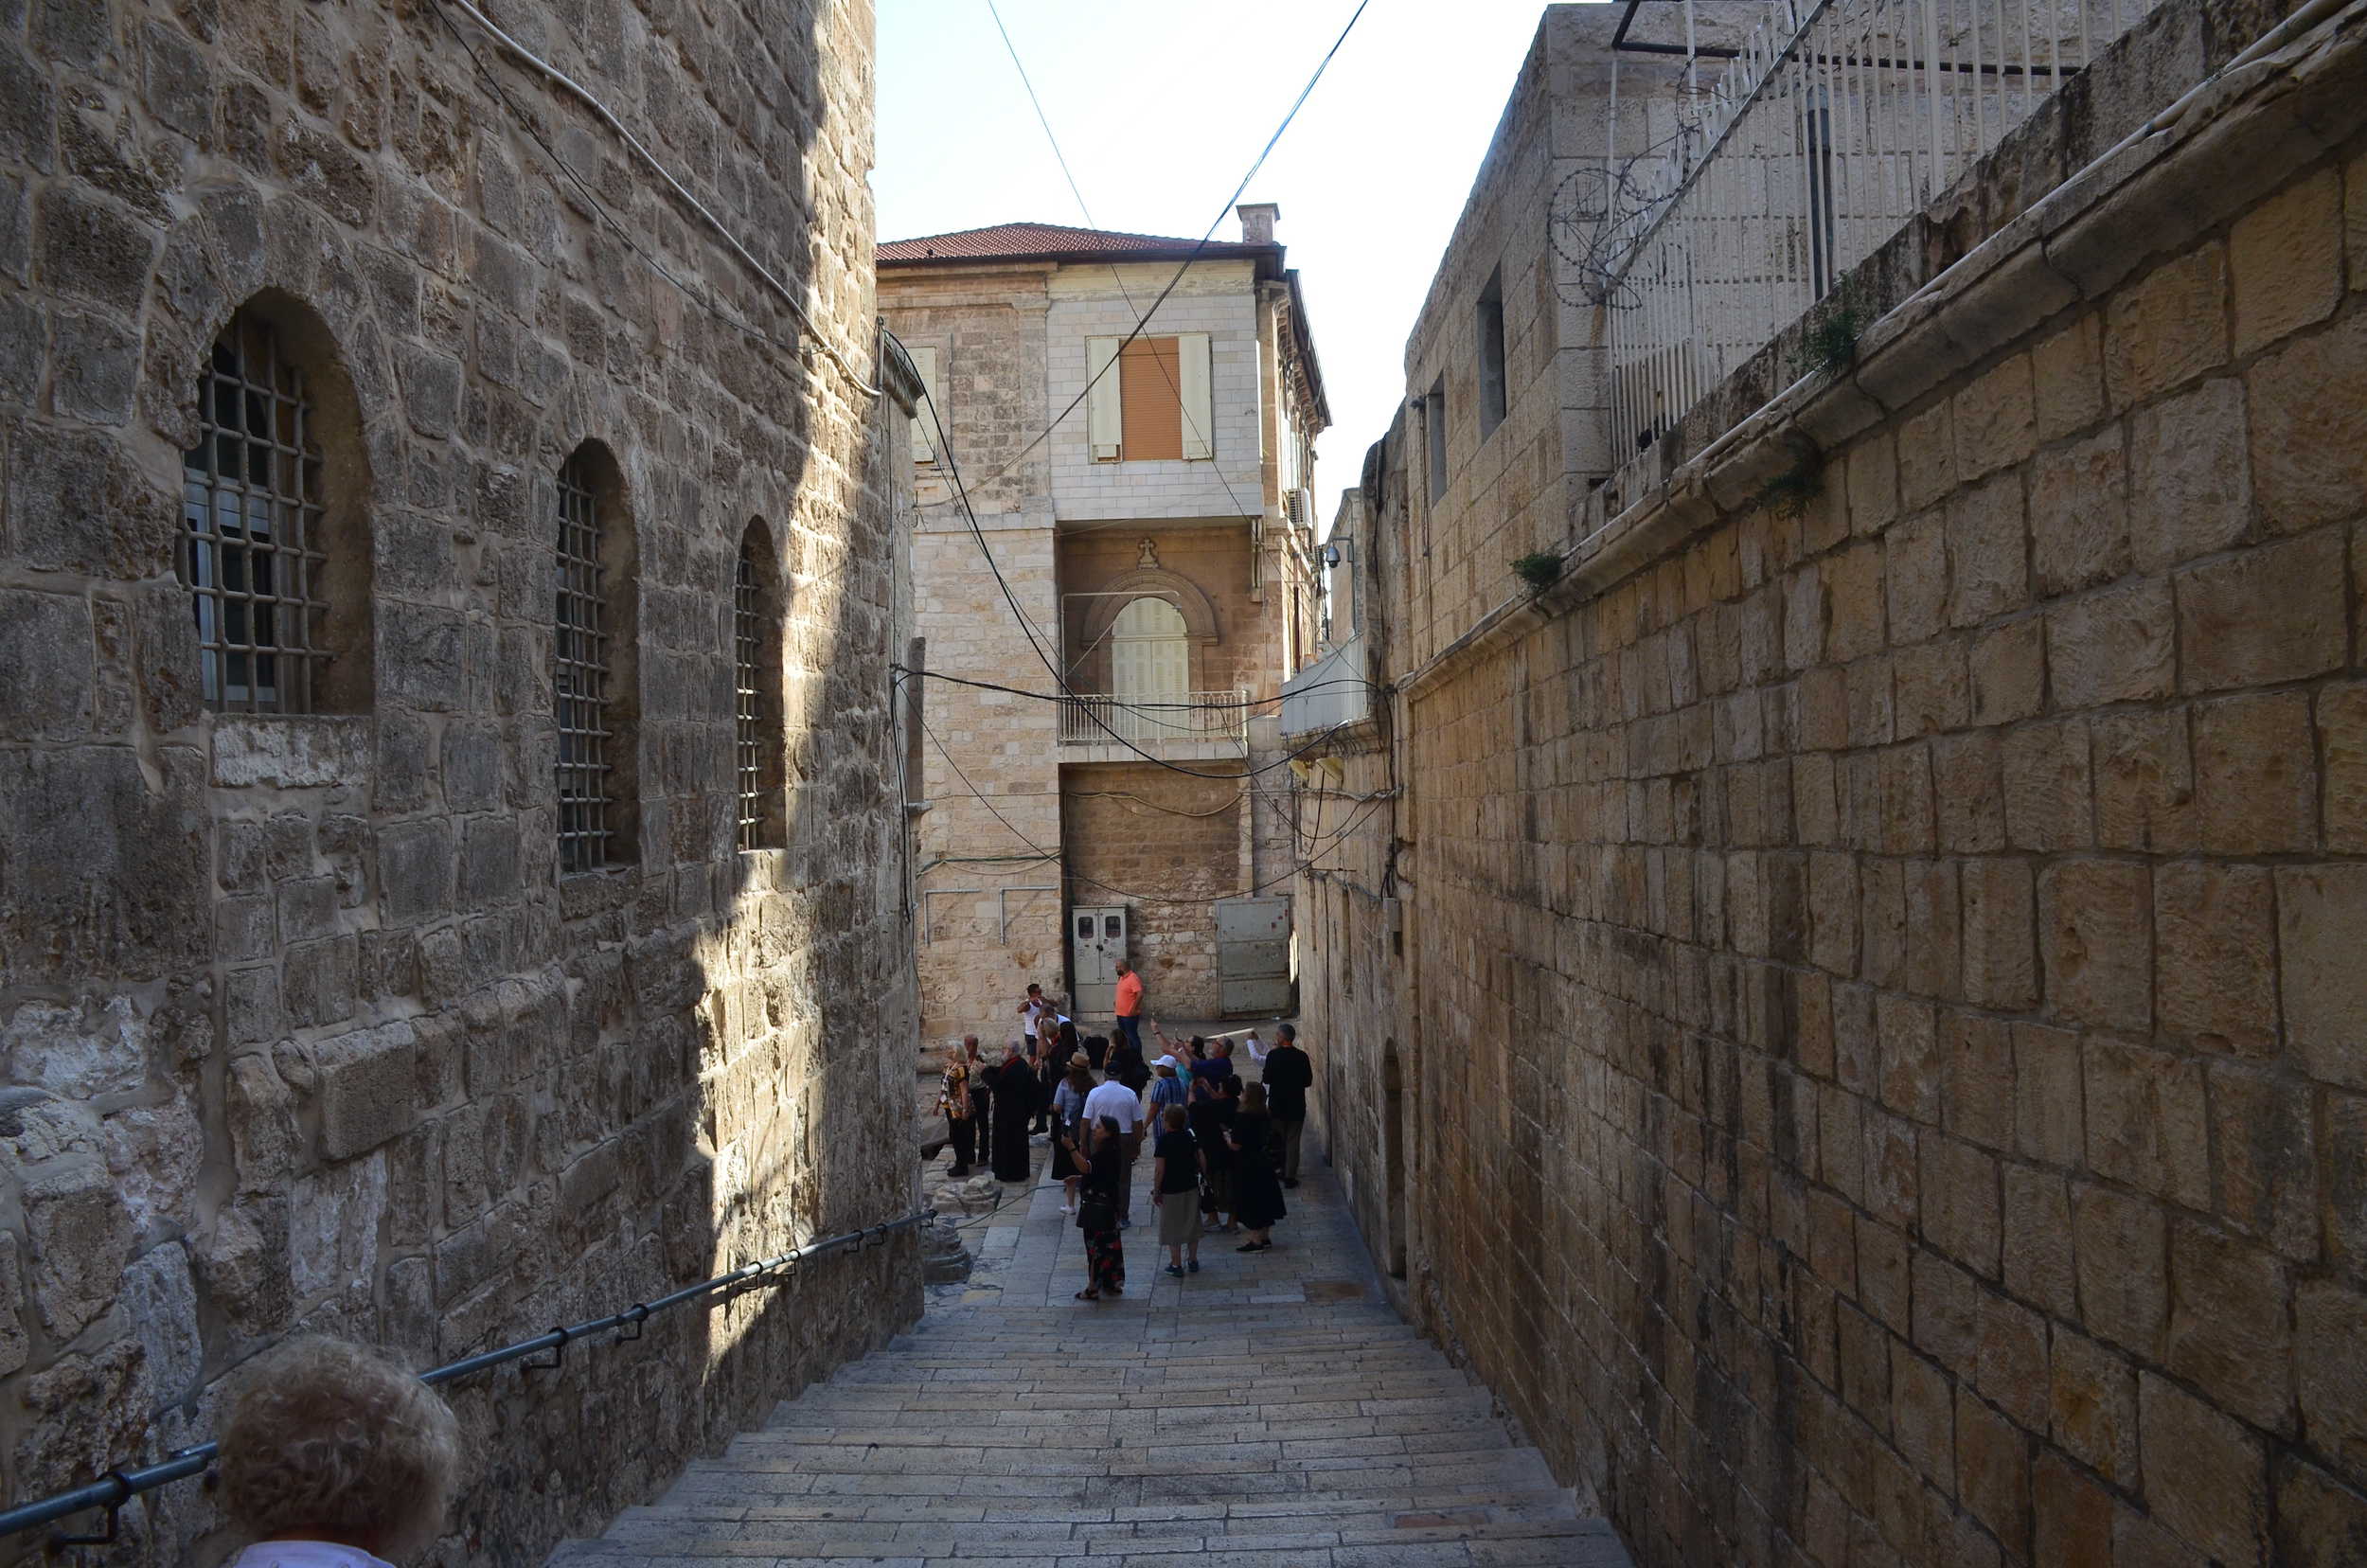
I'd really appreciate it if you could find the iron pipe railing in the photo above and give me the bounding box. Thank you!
[0,1208,930,1547]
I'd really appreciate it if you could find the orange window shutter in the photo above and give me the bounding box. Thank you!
[1117,338,1184,460]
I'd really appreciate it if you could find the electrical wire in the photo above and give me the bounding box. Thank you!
[982,0,1273,529]
[892,656,1363,783]
[434,0,881,396]
[894,665,1382,710]
[917,707,1391,907]
[915,0,1366,505]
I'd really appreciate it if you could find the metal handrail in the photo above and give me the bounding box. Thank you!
[0,1207,931,1547]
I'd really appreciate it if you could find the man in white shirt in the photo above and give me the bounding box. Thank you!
[1081,1072,1145,1226]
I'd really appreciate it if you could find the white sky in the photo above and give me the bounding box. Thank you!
[873,0,1568,531]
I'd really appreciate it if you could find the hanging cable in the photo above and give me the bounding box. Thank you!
[917,708,1390,906]
[434,0,882,397]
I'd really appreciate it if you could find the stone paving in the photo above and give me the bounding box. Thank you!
[549,1145,1628,1566]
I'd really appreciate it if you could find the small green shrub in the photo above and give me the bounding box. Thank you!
[1801,303,1862,378]
[1511,551,1564,591]
[1756,437,1826,520]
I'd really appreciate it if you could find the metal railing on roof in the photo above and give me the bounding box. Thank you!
[0,1208,929,1549]
[1594,0,2161,451]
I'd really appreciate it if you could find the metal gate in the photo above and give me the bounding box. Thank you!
[1071,905,1127,1017]
[1215,896,1292,1017]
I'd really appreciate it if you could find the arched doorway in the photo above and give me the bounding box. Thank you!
[1111,596,1188,742]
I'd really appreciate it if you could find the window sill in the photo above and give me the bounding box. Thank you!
[557,865,637,920]
[209,712,370,790]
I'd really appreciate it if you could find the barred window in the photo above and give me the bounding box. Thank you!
[555,453,614,874]
[182,316,330,712]
[735,522,785,851]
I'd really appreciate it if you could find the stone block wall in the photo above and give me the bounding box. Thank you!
[1396,5,1753,676]
[1045,260,1267,522]
[0,1,918,1562]
[889,270,1064,1060]
[909,520,1062,1057]
[1061,760,1248,1020]
[1298,3,2367,1563]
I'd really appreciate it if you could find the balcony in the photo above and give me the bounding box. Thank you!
[1058,688,1249,763]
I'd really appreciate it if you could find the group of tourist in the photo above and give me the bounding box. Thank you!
[935,975,1313,1304]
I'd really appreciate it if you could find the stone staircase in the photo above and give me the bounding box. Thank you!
[550,1304,1624,1565]
[549,1130,1628,1567]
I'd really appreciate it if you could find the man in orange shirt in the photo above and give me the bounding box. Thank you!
[1112,961,1146,1060]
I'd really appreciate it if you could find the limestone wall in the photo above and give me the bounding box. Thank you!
[1299,0,2367,1562]
[1060,760,1247,1020]
[887,270,1064,1057]
[0,1,918,1561]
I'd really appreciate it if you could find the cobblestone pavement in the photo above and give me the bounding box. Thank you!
[549,1151,1629,1566]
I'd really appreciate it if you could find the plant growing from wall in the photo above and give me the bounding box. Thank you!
[1511,551,1564,592]
[1755,436,1825,520]
[1799,296,1862,379]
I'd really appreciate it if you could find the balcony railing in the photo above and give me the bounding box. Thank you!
[1059,688,1250,749]
[1596,0,2160,450]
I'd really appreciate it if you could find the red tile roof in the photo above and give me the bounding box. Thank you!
[877,221,1274,265]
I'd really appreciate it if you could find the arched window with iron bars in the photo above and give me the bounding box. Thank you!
[554,443,636,874]
[734,521,786,851]
[182,312,334,712]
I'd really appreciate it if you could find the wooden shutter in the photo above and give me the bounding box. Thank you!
[1117,337,1184,461]
[1178,333,1212,459]
[909,345,938,464]
[1086,336,1123,460]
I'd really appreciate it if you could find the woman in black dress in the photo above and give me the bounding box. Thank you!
[1108,1032,1148,1096]
[1228,1080,1286,1251]
[989,1042,1035,1184]
[1074,1115,1126,1300]
[1187,1076,1236,1232]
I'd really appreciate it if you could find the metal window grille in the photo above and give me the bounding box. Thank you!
[555,457,614,874]
[734,543,767,850]
[181,318,330,712]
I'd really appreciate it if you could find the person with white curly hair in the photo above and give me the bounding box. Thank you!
[218,1336,464,1566]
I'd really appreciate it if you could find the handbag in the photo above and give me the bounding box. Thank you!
[1077,1193,1117,1232]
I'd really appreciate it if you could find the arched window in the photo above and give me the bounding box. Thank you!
[734,521,786,850]
[1111,596,1189,741]
[182,312,333,712]
[554,443,636,874]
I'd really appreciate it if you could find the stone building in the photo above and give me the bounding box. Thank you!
[1290,0,2367,1564]
[880,214,1326,1053]
[0,1,920,1562]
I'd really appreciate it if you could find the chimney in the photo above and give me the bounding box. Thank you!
[1236,203,1280,245]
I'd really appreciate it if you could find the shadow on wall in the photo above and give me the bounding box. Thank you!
[0,1,919,1563]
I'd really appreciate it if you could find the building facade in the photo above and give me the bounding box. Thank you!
[881,214,1326,1055]
[1290,2,2367,1565]
[0,2,920,1562]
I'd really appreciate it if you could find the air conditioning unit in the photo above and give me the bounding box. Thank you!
[1285,488,1314,529]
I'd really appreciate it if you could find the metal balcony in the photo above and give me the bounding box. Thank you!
[1058,687,1250,760]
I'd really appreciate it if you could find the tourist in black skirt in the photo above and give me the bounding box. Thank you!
[1229,1080,1286,1250]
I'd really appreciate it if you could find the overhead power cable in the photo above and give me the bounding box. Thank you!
[922,0,1369,504]
[917,710,1390,906]
[894,665,1381,711]
[434,0,882,397]
[980,0,1272,531]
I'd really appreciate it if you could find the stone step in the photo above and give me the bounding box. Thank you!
[556,1512,1621,1563]
[546,1158,1624,1568]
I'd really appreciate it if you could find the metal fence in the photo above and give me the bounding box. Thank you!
[1600,0,2161,450]
[1059,688,1252,748]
